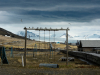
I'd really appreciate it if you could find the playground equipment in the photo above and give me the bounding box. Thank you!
[10,47,13,57]
[49,43,53,58]
[49,30,53,59]
[22,56,24,67]
[24,27,69,67]
[33,44,37,58]
[0,46,8,64]
[39,63,59,68]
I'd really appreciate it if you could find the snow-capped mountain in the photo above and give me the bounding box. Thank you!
[74,35,80,37]
[82,34,100,39]
[17,31,100,40]
[17,31,39,37]
[17,31,25,36]
[60,33,73,38]
[88,34,100,38]
[72,34,100,40]
[51,34,56,37]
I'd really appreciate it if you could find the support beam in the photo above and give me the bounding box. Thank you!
[54,30,55,62]
[66,29,68,66]
[39,30,40,50]
[26,27,67,31]
[24,27,27,67]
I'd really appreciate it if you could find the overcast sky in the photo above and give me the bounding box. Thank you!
[0,0,100,38]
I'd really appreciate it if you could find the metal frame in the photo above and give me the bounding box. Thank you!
[24,27,70,67]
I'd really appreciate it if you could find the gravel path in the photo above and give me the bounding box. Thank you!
[0,67,100,75]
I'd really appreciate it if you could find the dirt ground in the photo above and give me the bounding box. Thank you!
[0,51,100,75]
[0,66,100,75]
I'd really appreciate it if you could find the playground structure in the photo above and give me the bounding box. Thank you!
[0,39,91,68]
[0,27,70,68]
[10,47,13,57]
[33,44,37,58]
[1,27,99,68]
[24,27,70,67]
[0,47,71,68]
[0,46,8,64]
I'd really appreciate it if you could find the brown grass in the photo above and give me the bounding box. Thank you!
[1,50,99,69]
[0,35,77,50]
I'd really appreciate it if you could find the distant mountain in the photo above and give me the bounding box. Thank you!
[50,33,73,38]
[51,34,56,37]
[60,33,73,38]
[74,35,80,37]
[88,34,100,38]
[17,30,100,40]
[17,31,25,36]
[73,34,100,40]
[81,34,100,38]
[17,31,39,37]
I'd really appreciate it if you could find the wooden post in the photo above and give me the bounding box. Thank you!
[54,30,55,62]
[24,27,27,67]
[66,29,68,66]
[39,30,40,52]
[44,30,45,62]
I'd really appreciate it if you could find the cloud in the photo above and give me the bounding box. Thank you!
[0,10,100,25]
[1,19,100,37]
[0,0,100,10]
[0,0,100,40]
[0,0,100,24]
[0,24,24,34]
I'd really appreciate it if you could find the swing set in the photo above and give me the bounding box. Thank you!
[24,27,69,67]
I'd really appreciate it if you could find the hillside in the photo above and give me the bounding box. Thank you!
[0,27,28,39]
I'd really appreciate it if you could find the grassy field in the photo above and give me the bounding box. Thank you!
[0,50,100,75]
[0,50,99,68]
[0,35,78,50]
[1,35,100,75]
[0,33,100,75]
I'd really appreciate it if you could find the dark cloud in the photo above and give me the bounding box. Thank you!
[0,0,100,23]
[0,0,100,8]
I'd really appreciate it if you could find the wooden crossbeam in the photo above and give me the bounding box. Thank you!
[24,27,70,31]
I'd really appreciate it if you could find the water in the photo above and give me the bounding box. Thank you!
[30,37,77,43]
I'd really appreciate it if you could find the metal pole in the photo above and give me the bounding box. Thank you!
[66,29,68,66]
[24,27,27,67]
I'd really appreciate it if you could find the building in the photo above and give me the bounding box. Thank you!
[56,42,60,44]
[78,40,100,52]
[5,35,10,37]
